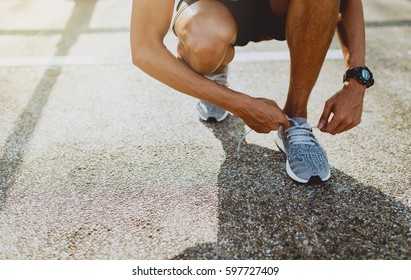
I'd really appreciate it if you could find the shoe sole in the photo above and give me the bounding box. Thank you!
[274,131,331,183]
[198,111,229,122]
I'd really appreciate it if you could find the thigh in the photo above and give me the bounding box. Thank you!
[173,0,237,45]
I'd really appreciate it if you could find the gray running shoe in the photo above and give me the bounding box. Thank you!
[274,117,331,183]
[197,69,229,122]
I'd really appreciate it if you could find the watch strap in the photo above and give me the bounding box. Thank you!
[343,66,374,88]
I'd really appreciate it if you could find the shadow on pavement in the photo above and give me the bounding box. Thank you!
[174,116,411,259]
[0,0,98,209]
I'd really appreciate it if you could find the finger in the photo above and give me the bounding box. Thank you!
[346,104,363,132]
[333,113,362,134]
[318,101,333,130]
[344,122,359,132]
[281,114,290,129]
[343,117,361,132]
[333,122,351,135]
[322,114,341,135]
[339,110,362,133]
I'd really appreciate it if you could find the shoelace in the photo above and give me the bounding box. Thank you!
[236,129,252,160]
[285,119,318,146]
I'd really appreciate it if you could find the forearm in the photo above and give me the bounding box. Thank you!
[133,42,248,115]
[337,0,366,68]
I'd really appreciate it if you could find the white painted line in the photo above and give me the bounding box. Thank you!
[233,49,343,62]
[0,56,96,67]
[408,50,411,56]
[0,50,344,67]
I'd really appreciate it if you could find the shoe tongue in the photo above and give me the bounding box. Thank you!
[289,117,307,126]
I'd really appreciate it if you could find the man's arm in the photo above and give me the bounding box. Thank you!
[318,0,367,134]
[130,0,289,133]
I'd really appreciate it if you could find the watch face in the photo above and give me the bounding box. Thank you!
[362,69,371,81]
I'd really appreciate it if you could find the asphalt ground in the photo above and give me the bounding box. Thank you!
[0,0,410,259]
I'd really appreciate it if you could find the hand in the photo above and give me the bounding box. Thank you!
[236,97,290,134]
[318,79,366,135]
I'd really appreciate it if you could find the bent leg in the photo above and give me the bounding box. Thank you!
[281,0,340,117]
[174,0,237,74]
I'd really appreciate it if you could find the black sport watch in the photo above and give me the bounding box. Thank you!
[343,66,374,88]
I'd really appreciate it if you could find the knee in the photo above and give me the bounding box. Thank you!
[184,36,231,73]
[179,14,237,74]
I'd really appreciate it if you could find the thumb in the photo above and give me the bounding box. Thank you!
[281,114,290,129]
[318,102,333,130]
